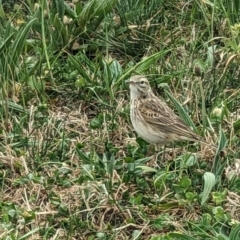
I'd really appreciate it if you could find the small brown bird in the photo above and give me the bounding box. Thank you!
[128,75,214,151]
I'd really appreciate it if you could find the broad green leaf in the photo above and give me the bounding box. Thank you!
[193,59,207,74]
[90,117,102,129]
[201,172,215,205]
[185,154,197,167]
[212,190,227,205]
[109,60,123,83]
[180,176,191,189]
[206,45,217,67]
[212,126,228,176]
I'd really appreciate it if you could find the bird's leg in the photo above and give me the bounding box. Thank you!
[153,144,167,167]
[154,144,162,163]
[147,144,160,167]
[162,145,166,161]
[171,142,175,160]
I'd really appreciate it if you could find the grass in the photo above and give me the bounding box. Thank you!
[0,0,240,239]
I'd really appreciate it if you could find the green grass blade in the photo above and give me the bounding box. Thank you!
[168,233,196,240]
[12,18,37,64]
[75,0,117,34]
[67,54,92,82]
[0,100,28,113]
[233,119,240,133]
[229,224,240,240]
[114,50,171,87]
[0,32,15,55]
[165,90,197,132]
[52,0,65,19]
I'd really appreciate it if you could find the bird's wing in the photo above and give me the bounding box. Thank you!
[138,95,200,141]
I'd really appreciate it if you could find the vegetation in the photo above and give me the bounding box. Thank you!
[0,0,240,239]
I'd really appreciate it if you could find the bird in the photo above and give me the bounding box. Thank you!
[127,75,215,153]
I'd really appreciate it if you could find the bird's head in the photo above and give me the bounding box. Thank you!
[127,75,151,98]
